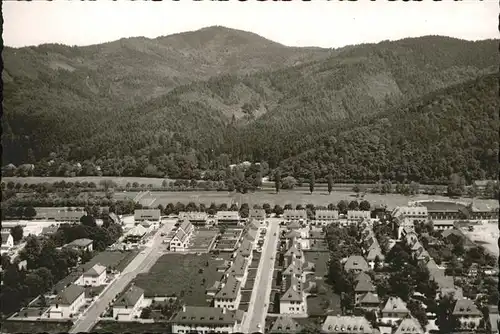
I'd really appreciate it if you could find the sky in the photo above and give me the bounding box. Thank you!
[3,0,498,49]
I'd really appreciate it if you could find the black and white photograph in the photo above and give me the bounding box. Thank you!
[1,1,499,334]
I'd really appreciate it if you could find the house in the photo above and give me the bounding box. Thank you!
[44,210,86,222]
[65,238,93,252]
[364,239,385,269]
[321,315,373,334]
[489,311,500,334]
[169,229,189,252]
[270,316,302,334]
[214,275,242,310]
[286,220,302,230]
[243,228,258,243]
[178,212,208,225]
[347,210,371,223]
[285,230,302,240]
[235,239,253,259]
[452,298,482,330]
[354,276,376,305]
[344,256,369,274]
[170,306,244,334]
[314,210,339,226]
[178,221,194,237]
[112,285,145,320]
[226,254,249,282]
[432,220,456,231]
[249,209,266,221]
[468,203,499,220]
[41,225,59,236]
[48,284,86,319]
[420,200,468,221]
[380,297,410,325]
[124,225,147,244]
[394,316,424,334]
[284,209,307,222]
[358,292,380,313]
[391,206,428,223]
[280,275,305,315]
[216,211,241,225]
[78,263,107,286]
[1,231,14,249]
[134,209,161,222]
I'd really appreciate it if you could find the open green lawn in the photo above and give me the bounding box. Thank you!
[1,320,73,334]
[133,253,224,306]
[92,320,170,333]
[126,189,498,210]
[304,251,330,278]
[307,280,342,317]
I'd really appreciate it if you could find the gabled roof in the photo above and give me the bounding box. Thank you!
[354,272,372,283]
[247,220,260,230]
[67,238,93,247]
[354,277,376,293]
[52,284,85,306]
[84,263,106,277]
[285,243,302,257]
[172,228,188,243]
[281,284,302,302]
[283,260,303,276]
[344,256,369,272]
[114,285,144,308]
[206,280,221,292]
[1,232,12,245]
[179,221,193,235]
[237,239,253,257]
[244,228,258,241]
[453,298,482,317]
[286,221,301,229]
[360,292,380,305]
[270,316,301,334]
[321,315,372,334]
[249,209,266,219]
[382,297,409,314]
[171,306,244,325]
[285,230,302,239]
[215,275,241,300]
[227,254,247,277]
[366,246,384,261]
[394,316,425,334]
[127,224,147,236]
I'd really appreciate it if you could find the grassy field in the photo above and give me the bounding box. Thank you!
[1,319,73,334]
[3,176,174,187]
[92,320,169,333]
[306,280,342,317]
[133,253,223,306]
[135,190,498,211]
[304,251,330,277]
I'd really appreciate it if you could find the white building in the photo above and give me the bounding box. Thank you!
[216,211,241,225]
[249,209,266,222]
[314,210,339,226]
[283,209,307,222]
[347,210,371,223]
[391,206,428,223]
[380,296,410,326]
[112,285,145,320]
[321,315,373,334]
[134,209,161,222]
[178,212,208,225]
[169,229,189,252]
[1,231,14,249]
[280,275,305,315]
[78,263,106,286]
[453,298,483,330]
[170,306,244,334]
[394,316,425,334]
[48,284,86,319]
[64,238,93,252]
[214,275,242,310]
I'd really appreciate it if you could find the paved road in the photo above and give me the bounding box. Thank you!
[244,218,281,333]
[70,222,175,333]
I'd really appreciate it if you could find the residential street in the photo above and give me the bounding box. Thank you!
[69,221,174,333]
[244,218,281,333]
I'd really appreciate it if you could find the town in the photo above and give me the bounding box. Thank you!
[1,195,498,334]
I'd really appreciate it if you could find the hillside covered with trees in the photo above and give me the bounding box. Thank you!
[3,28,498,184]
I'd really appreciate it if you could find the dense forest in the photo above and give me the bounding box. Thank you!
[3,28,498,184]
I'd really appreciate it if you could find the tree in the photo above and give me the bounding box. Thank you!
[274,170,281,193]
[337,200,348,214]
[309,171,315,194]
[353,184,360,193]
[327,173,333,194]
[140,306,152,319]
[10,225,24,243]
[273,205,284,216]
[99,179,117,191]
[24,206,37,219]
[359,200,370,211]
[281,176,297,189]
[348,200,359,210]
[436,294,460,332]
[407,299,429,328]
[80,214,97,227]
[161,180,168,188]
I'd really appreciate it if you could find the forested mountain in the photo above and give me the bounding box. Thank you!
[2,28,498,183]
[278,72,499,184]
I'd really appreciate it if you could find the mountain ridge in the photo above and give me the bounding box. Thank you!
[2,27,498,184]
